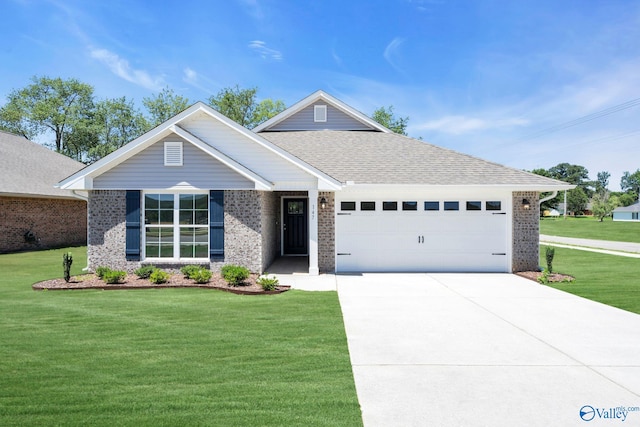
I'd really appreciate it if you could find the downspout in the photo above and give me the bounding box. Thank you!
[539,191,558,218]
[72,190,90,271]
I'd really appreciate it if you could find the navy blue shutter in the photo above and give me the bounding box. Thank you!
[125,190,141,260]
[210,190,224,259]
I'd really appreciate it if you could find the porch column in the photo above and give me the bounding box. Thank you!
[308,189,320,275]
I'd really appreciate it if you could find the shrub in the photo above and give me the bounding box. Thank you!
[63,252,73,283]
[149,269,169,284]
[545,246,556,273]
[95,266,111,279]
[537,268,551,285]
[221,265,250,286]
[180,265,201,279]
[134,265,156,279]
[257,273,279,291]
[103,270,126,284]
[191,268,212,284]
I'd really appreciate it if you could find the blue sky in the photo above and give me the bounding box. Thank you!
[2,0,639,190]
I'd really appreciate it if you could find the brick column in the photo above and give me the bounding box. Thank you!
[512,191,540,272]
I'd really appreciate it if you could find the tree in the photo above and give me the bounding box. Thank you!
[566,186,589,215]
[143,87,190,128]
[87,97,148,161]
[0,75,95,154]
[621,169,640,200]
[372,105,409,135]
[207,85,284,129]
[595,171,610,194]
[591,192,620,222]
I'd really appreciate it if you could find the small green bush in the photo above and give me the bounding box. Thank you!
[103,270,126,284]
[63,252,73,283]
[149,269,169,284]
[537,269,551,285]
[545,246,555,273]
[191,268,212,284]
[95,266,111,279]
[221,265,250,286]
[180,265,201,279]
[257,273,279,291]
[134,265,156,279]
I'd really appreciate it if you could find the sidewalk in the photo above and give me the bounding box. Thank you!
[540,234,640,258]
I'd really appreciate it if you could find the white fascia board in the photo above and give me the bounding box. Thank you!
[254,90,391,133]
[341,183,576,192]
[193,103,343,191]
[171,125,273,191]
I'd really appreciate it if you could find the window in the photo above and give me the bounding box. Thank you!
[402,201,418,211]
[633,212,639,220]
[383,201,398,211]
[341,201,356,211]
[424,201,440,211]
[486,201,502,211]
[361,201,376,211]
[444,201,459,211]
[466,201,482,211]
[287,201,304,214]
[144,193,209,259]
[314,105,327,122]
[164,141,183,166]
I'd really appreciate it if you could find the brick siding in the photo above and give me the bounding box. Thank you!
[512,191,540,272]
[0,196,86,253]
[318,191,335,272]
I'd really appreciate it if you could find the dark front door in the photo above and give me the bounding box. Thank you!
[283,199,308,255]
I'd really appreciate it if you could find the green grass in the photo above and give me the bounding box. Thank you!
[540,217,640,243]
[0,247,362,426]
[540,246,640,314]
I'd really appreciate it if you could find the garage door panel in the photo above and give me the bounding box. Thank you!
[336,202,509,273]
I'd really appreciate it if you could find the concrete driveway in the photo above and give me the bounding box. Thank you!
[337,273,640,427]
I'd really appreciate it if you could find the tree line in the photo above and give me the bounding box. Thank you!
[0,75,408,164]
[532,163,640,220]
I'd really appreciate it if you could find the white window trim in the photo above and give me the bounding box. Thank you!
[314,104,327,122]
[142,191,209,262]
[164,141,183,166]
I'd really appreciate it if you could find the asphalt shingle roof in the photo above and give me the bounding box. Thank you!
[260,130,569,187]
[0,131,85,198]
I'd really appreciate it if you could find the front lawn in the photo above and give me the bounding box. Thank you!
[540,246,640,314]
[0,248,362,426]
[540,217,640,243]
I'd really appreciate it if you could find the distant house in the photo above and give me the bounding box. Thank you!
[0,131,87,253]
[612,201,640,222]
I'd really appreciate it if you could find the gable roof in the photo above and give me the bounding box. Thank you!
[614,201,640,212]
[0,131,85,199]
[260,130,573,190]
[254,90,391,133]
[57,102,341,191]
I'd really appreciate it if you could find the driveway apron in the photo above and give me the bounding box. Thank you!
[337,273,640,427]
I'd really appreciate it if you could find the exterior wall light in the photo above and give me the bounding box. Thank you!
[320,196,327,209]
[522,198,531,210]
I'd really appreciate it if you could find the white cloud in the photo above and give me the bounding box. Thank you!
[248,40,283,61]
[183,67,198,84]
[416,115,529,135]
[383,37,406,74]
[90,48,164,91]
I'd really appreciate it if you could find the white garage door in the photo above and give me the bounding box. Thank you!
[335,199,509,272]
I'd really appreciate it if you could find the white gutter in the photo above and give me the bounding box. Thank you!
[72,190,89,201]
[539,190,558,206]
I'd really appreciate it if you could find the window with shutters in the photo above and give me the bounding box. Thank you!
[164,141,183,166]
[143,192,209,259]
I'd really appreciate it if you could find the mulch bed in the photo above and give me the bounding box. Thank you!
[32,273,290,295]
[516,271,575,283]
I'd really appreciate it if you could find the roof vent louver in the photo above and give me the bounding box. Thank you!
[314,104,327,122]
[164,141,183,166]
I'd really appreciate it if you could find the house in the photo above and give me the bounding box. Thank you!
[612,201,640,222]
[0,131,87,253]
[57,91,572,274]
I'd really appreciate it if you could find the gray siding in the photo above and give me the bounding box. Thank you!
[94,136,254,190]
[613,212,637,221]
[266,103,375,131]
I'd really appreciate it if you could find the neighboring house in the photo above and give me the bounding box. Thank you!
[57,91,572,274]
[612,201,640,222]
[0,131,87,253]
